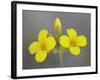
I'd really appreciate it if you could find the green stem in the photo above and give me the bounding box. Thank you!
[55,35,63,67]
[59,51,63,67]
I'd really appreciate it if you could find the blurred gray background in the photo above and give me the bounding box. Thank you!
[22,10,91,69]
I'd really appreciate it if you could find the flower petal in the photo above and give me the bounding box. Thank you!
[46,36,56,51]
[67,28,77,38]
[69,47,80,56]
[54,17,62,34]
[60,35,70,48]
[35,50,47,63]
[77,35,87,47]
[38,29,48,42]
[28,42,41,55]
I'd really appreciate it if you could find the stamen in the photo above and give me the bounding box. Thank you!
[41,44,47,50]
[70,39,76,46]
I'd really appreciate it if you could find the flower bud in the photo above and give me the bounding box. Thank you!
[54,17,62,35]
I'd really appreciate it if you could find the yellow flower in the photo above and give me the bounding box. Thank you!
[53,17,62,35]
[28,29,56,63]
[60,28,87,56]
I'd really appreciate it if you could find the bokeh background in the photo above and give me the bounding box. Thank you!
[22,10,91,69]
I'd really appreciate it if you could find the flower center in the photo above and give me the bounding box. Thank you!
[70,39,77,46]
[41,44,47,50]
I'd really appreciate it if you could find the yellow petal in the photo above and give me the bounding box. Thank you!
[46,36,56,51]
[77,35,87,47]
[69,47,80,56]
[67,28,77,38]
[35,50,47,63]
[60,35,70,48]
[28,42,41,55]
[54,17,62,35]
[38,29,48,42]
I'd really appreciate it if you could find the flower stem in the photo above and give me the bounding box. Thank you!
[59,50,63,67]
[55,35,63,67]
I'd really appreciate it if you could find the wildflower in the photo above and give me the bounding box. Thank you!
[28,29,56,63]
[60,28,87,55]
